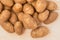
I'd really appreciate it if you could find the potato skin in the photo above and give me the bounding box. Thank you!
[14,21,23,35]
[9,12,17,24]
[38,10,49,22]
[0,0,13,7]
[44,12,58,24]
[1,22,14,33]
[0,10,11,24]
[27,0,34,3]
[0,3,3,12]
[31,26,49,38]
[47,1,57,10]
[12,3,22,13]
[14,0,26,4]
[23,4,34,15]
[23,14,38,29]
[35,0,47,12]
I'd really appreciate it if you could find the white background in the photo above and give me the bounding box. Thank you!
[0,0,60,40]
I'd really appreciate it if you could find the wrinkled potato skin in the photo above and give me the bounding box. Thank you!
[47,1,57,10]
[23,4,34,15]
[14,0,26,4]
[0,10,11,24]
[1,22,14,33]
[0,3,3,12]
[0,0,13,7]
[44,12,58,24]
[14,21,23,35]
[9,12,17,24]
[35,0,47,12]
[12,3,22,13]
[31,26,49,38]
[38,10,49,22]
[23,14,38,29]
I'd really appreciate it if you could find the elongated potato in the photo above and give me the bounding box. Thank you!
[44,12,58,24]
[23,4,34,15]
[0,10,11,24]
[47,1,57,10]
[14,21,24,35]
[38,10,49,22]
[9,12,17,24]
[0,3,3,12]
[31,26,49,38]
[14,0,26,4]
[0,0,13,7]
[35,0,47,12]
[12,3,22,13]
[1,22,14,33]
[23,14,38,29]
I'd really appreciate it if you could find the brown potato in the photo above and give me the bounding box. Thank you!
[12,3,22,13]
[0,3,3,12]
[1,22,14,33]
[31,26,49,38]
[9,12,17,24]
[18,12,24,22]
[27,0,34,3]
[4,6,11,10]
[23,4,34,15]
[0,0,13,7]
[44,12,58,24]
[23,14,38,29]
[14,0,26,4]
[47,1,57,10]
[35,0,47,12]
[14,21,24,35]
[0,10,11,24]
[38,10,49,22]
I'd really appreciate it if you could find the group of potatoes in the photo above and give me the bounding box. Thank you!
[0,0,58,38]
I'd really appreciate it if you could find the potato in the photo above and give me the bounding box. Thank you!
[4,6,11,10]
[31,1,36,7]
[31,26,49,38]
[38,10,49,22]
[0,10,11,24]
[27,0,34,3]
[47,1,57,10]
[0,3,3,12]
[18,12,24,22]
[1,22,14,33]
[23,4,34,15]
[9,12,17,24]
[35,0,47,12]
[33,12,40,25]
[23,14,38,29]
[0,0,13,7]
[44,12,58,24]
[14,21,24,35]
[12,3,22,13]
[14,0,26,4]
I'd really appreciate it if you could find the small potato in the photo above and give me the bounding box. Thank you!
[0,0,13,7]
[18,12,24,22]
[0,3,3,12]
[1,22,14,33]
[31,26,49,38]
[38,10,49,22]
[0,10,11,24]
[23,4,34,15]
[27,0,34,3]
[33,12,40,25]
[35,0,47,12]
[23,14,38,29]
[47,1,57,10]
[9,12,17,24]
[14,0,26,4]
[4,6,11,10]
[14,21,23,35]
[44,12,58,24]
[12,3,22,13]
